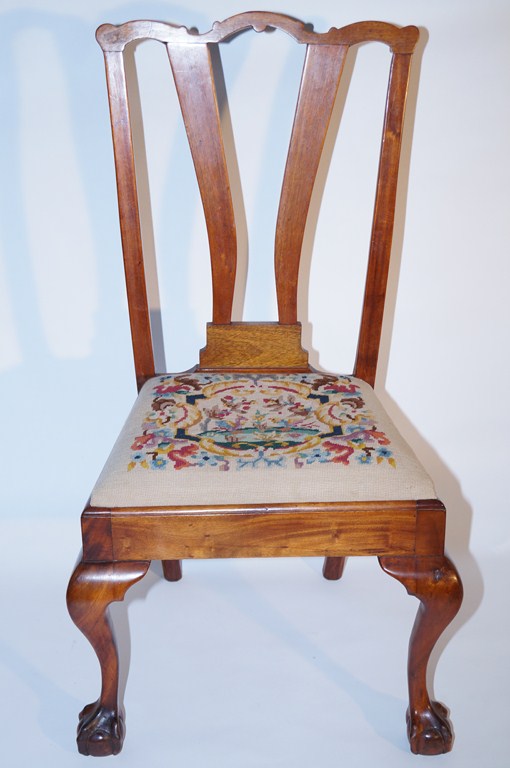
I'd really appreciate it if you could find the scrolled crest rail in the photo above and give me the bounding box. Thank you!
[96,13,419,53]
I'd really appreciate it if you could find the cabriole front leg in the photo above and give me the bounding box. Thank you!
[379,555,463,755]
[67,560,150,756]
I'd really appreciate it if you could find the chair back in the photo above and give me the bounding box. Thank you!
[96,13,419,388]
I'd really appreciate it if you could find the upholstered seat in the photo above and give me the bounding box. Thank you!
[92,372,435,507]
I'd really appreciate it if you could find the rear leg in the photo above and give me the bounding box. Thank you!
[322,556,346,580]
[162,559,183,581]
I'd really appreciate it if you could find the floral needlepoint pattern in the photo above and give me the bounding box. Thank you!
[128,373,396,473]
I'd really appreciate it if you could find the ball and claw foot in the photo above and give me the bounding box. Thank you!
[77,701,125,756]
[407,701,454,755]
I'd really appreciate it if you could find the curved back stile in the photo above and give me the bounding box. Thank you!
[354,50,415,386]
[166,43,237,326]
[101,48,155,389]
[96,13,419,386]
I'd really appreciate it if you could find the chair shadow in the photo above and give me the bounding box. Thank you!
[111,558,409,751]
[375,389,483,697]
[218,562,410,750]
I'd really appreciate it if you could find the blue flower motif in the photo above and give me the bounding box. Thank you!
[129,372,395,474]
[304,448,329,464]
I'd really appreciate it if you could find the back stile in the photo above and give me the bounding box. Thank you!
[354,52,414,386]
[275,44,348,324]
[103,49,155,389]
[166,43,237,324]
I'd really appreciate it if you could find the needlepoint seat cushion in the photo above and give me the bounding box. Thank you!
[91,372,435,507]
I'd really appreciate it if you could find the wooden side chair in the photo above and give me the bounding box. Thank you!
[67,12,462,758]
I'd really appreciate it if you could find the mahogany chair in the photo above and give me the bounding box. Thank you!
[67,12,462,757]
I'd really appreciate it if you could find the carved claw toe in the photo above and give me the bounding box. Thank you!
[407,701,454,755]
[77,701,125,756]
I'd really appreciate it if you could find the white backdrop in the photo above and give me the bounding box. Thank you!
[1,1,509,766]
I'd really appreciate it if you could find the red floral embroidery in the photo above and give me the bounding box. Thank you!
[128,374,396,472]
[166,444,199,470]
[322,441,355,465]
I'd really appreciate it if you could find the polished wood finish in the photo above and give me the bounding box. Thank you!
[379,556,463,755]
[161,559,183,581]
[275,44,347,322]
[96,15,419,51]
[200,322,309,369]
[353,51,414,387]
[322,556,346,580]
[80,498,447,563]
[102,50,155,391]
[67,13,462,757]
[167,43,237,324]
[67,561,150,755]
[110,505,418,560]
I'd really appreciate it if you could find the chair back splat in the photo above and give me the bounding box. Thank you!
[67,13,463,759]
[96,13,418,386]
